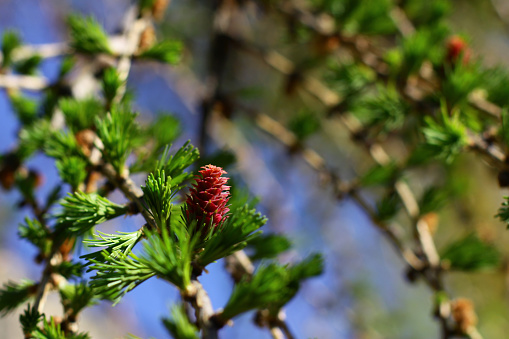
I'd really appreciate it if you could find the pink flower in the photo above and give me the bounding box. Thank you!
[186,165,230,229]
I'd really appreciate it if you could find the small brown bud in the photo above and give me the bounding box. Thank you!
[0,167,16,190]
[451,298,478,334]
[152,0,170,21]
[313,35,340,55]
[138,25,156,53]
[29,169,44,188]
[59,237,76,261]
[0,153,21,190]
[75,129,96,157]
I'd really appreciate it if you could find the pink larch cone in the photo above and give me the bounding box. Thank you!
[186,165,230,229]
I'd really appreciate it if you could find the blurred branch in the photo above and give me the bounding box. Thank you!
[113,10,151,104]
[0,74,49,91]
[228,35,438,267]
[237,104,423,270]
[225,250,295,339]
[12,42,69,61]
[210,2,499,337]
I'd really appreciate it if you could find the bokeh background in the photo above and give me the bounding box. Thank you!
[1,0,509,338]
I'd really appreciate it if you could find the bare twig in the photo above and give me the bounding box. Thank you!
[0,74,49,91]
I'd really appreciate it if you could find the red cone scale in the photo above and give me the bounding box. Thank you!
[186,165,230,228]
[446,36,471,65]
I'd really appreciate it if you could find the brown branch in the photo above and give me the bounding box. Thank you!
[183,280,220,339]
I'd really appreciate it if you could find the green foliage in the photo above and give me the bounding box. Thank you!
[162,304,199,339]
[405,144,439,167]
[360,162,399,187]
[1,30,21,67]
[33,317,66,339]
[82,230,143,262]
[44,185,63,211]
[0,280,36,315]
[496,196,509,227]
[403,0,450,27]
[14,170,38,201]
[96,107,138,173]
[18,119,52,158]
[309,0,357,23]
[442,63,484,107]
[400,27,448,75]
[59,283,98,316]
[53,262,86,280]
[141,170,176,228]
[344,0,396,35]
[59,97,104,132]
[67,332,91,339]
[56,191,129,235]
[138,40,183,64]
[45,130,83,160]
[289,253,324,282]
[19,217,51,256]
[423,109,467,163]
[19,305,43,336]
[323,61,374,99]
[441,233,500,271]
[149,114,182,149]
[130,115,183,173]
[247,234,292,261]
[354,86,408,133]
[32,317,91,339]
[10,94,38,126]
[15,54,43,75]
[482,66,509,107]
[376,191,401,221]
[88,252,155,305]
[59,56,75,78]
[102,67,124,103]
[139,0,157,11]
[195,204,267,267]
[418,186,448,215]
[56,156,88,191]
[68,15,111,54]
[158,142,200,187]
[221,263,288,320]
[138,227,195,291]
[288,110,321,141]
[221,255,323,320]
